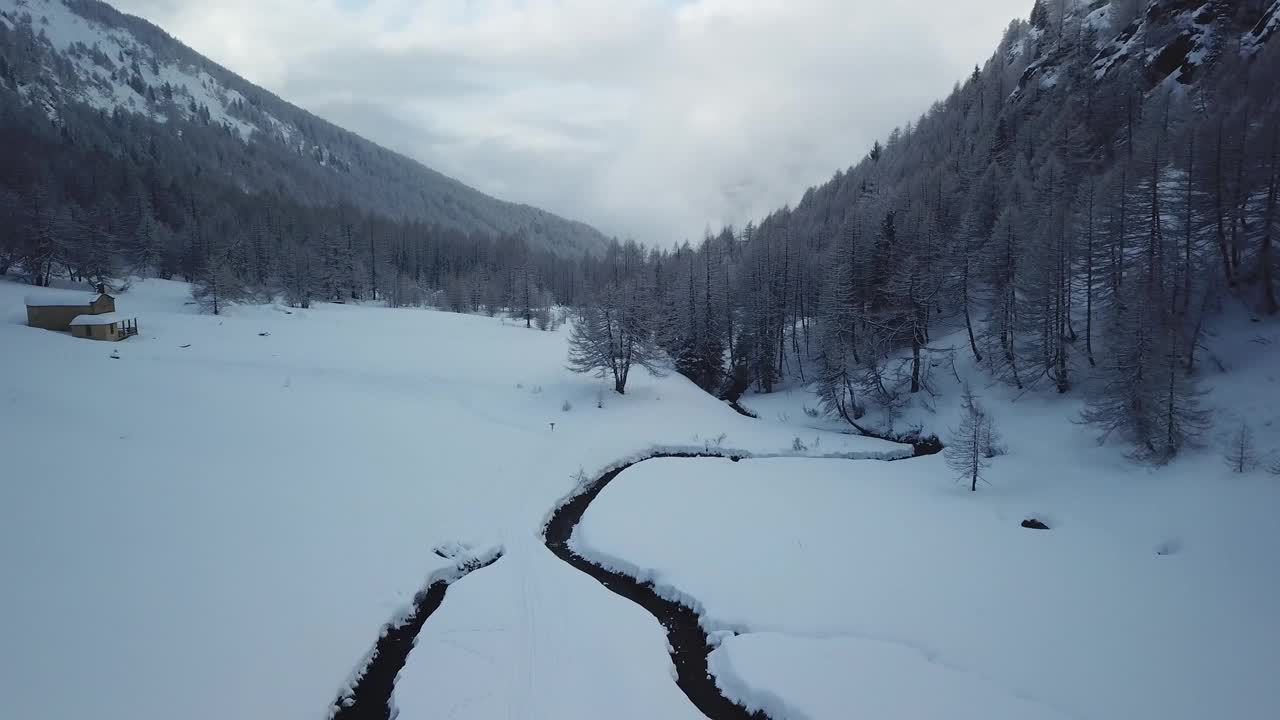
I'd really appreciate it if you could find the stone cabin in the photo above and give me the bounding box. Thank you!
[25,288,116,331]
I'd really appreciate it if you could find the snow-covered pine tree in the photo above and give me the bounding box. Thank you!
[953,211,985,364]
[982,164,1031,391]
[1149,324,1212,460]
[519,261,537,328]
[191,249,245,315]
[665,238,727,392]
[282,244,315,309]
[1030,0,1050,31]
[1224,422,1257,473]
[945,384,999,492]
[131,191,161,277]
[814,218,866,422]
[1020,155,1074,393]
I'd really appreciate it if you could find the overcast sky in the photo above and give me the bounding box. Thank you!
[111,0,1031,244]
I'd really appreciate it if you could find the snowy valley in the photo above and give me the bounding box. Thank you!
[2,275,1278,720]
[3,0,1280,718]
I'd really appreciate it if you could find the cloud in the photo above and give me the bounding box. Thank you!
[111,0,1031,244]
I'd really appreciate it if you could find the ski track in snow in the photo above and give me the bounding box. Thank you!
[715,629,1083,720]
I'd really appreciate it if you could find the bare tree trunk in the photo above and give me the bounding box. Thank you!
[1183,136,1195,316]
[1086,177,1097,366]
[1262,123,1279,315]
[911,260,924,393]
[1230,117,1249,276]
[911,322,922,394]
[1214,119,1234,286]
[1118,167,1128,294]
[964,249,983,363]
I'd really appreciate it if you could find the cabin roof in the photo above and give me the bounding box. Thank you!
[24,290,108,307]
[70,312,124,327]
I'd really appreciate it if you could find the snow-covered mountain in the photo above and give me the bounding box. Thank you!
[0,0,609,255]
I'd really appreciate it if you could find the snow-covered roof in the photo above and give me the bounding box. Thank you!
[24,290,106,307]
[69,313,124,327]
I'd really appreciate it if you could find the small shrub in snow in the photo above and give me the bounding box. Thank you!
[561,400,572,412]
[534,306,552,331]
[1224,422,1257,473]
[530,385,543,395]
[803,406,821,419]
[792,437,808,452]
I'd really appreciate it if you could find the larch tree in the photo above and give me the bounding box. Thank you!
[1224,422,1257,473]
[191,247,245,316]
[945,384,1000,492]
[567,278,663,395]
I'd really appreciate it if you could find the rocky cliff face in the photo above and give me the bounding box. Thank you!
[1093,0,1280,85]
[1012,0,1279,97]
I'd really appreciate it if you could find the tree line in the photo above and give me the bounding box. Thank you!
[0,0,605,291]
[0,70,595,323]
[5,1,1278,465]
[569,3,1280,465]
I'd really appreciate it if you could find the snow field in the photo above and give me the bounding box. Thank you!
[574,310,1280,720]
[0,276,900,720]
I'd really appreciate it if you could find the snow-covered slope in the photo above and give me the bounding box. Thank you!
[0,274,901,720]
[577,313,1280,719]
[1091,0,1220,84]
[3,275,1278,719]
[7,265,1280,717]
[0,0,609,255]
[3,0,254,136]
[1244,0,1280,54]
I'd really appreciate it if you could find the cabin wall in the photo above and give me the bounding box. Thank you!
[68,322,122,341]
[27,295,116,333]
[27,306,86,331]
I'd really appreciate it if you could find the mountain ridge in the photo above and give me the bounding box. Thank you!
[0,0,610,256]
